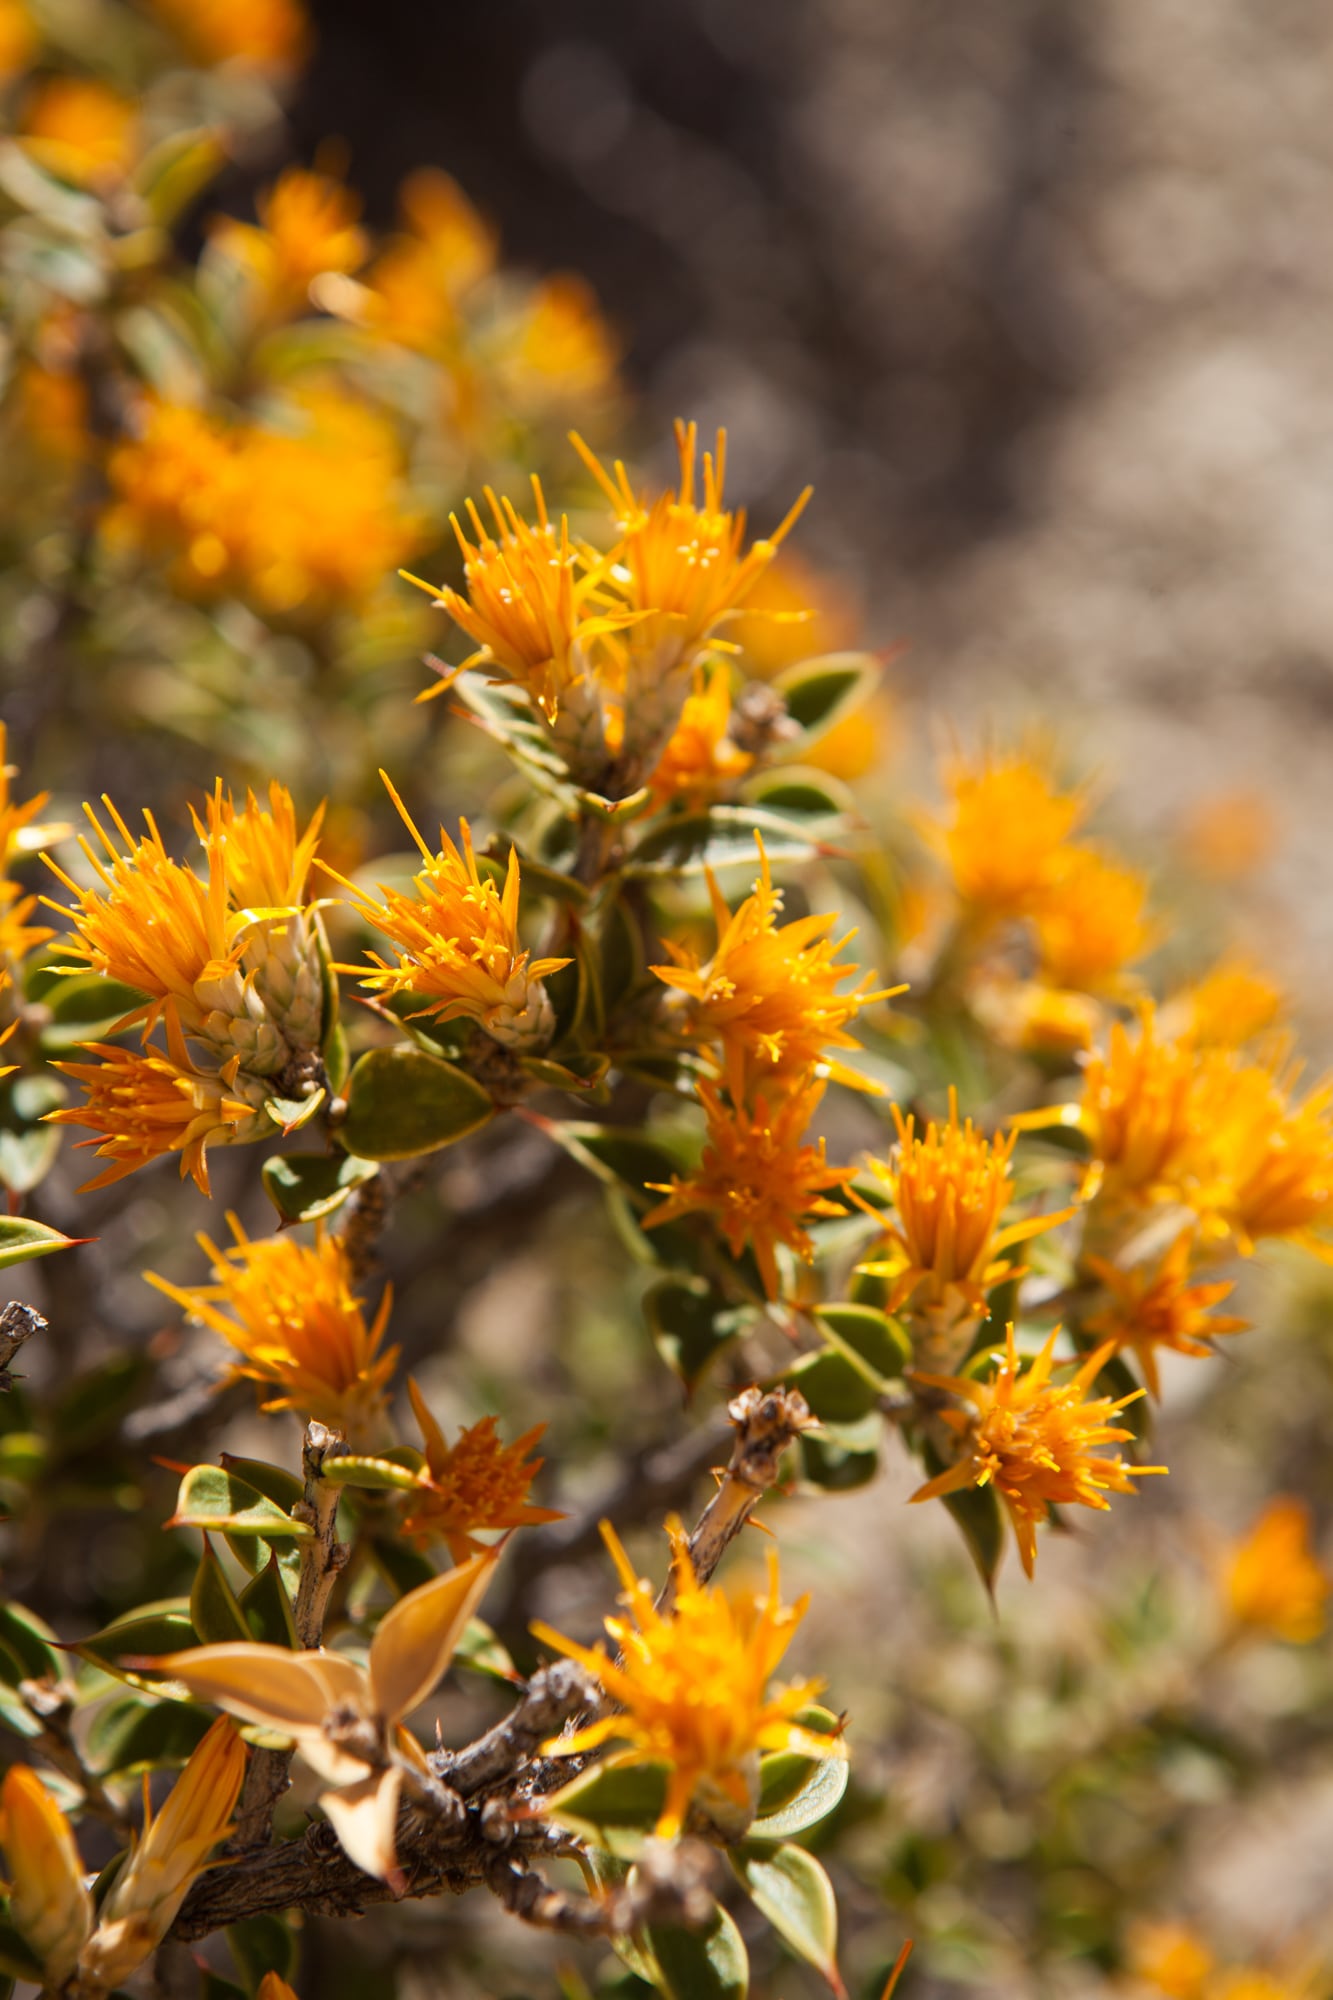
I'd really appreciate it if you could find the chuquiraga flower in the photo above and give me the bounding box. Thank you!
[330,772,569,1052]
[1221,1497,1330,1645]
[931,744,1085,923]
[643,662,754,809]
[44,783,330,1189]
[0,1763,94,1992]
[77,1718,246,1992]
[366,169,498,352]
[860,1088,1078,1372]
[146,0,309,69]
[1128,1923,1327,2000]
[1191,1055,1333,1257]
[643,1076,852,1300]
[1083,1229,1247,1398]
[911,1325,1166,1577]
[1029,844,1156,998]
[534,1518,839,1842]
[653,837,895,1103]
[1162,956,1284,1049]
[400,1379,562,1560]
[146,1216,397,1442]
[210,166,368,320]
[572,421,811,773]
[20,75,138,186]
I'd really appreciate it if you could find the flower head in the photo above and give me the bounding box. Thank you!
[147,1215,397,1439]
[78,1719,246,1992]
[0,1765,93,1990]
[912,1326,1165,1576]
[21,76,137,185]
[863,1088,1077,1319]
[1222,1498,1330,1644]
[1165,957,1284,1049]
[332,773,569,1049]
[1030,845,1155,995]
[643,1077,850,1299]
[400,1379,561,1560]
[1084,1231,1246,1398]
[932,745,1085,920]
[49,1037,258,1194]
[212,167,368,317]
[1195,1059,1333,1254]
[534,1518,836,1841]
[653,838,893,1100]
[147,0,309,68]
[195,779,324,913]
[0,0,37,85]
[1041,1008,1201,1207]
[145,1553,499,1885]
[645,664,753,808]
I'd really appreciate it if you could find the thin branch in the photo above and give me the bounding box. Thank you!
[0,1300,44,1390]
[428,1660,594,1799]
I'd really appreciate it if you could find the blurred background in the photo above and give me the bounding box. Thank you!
[285,0,1333,1052]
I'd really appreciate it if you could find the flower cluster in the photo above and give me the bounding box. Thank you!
[46,782,330,1192]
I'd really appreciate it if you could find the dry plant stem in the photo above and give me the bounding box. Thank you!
[430,1660,595,1798]
[22,1685,131,1837]
[662,1386,813,1609]
[0,1300,44,1389]
[232,1421,349,1850]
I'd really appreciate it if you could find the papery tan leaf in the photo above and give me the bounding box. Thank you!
[298,1734,376,1787]
[319,1767,404,1886]
[142,1644,331,1732]
[305,1650,373,1711]
[368,1547,500,1724]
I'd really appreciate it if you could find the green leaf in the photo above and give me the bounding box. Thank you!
[773,651,880,741]
[38,973,149,1048]
[341,1047,494,1160]
[625,805,816,879]
[643,1277,743,1392]
[643,1900,749,2000]
[799,1423,881,1492]
[781,1349,881,1424]
[53,1352,156,1453]
[0,1215,83,1270]
[74,1602,199,1692]
[239,1552,299,1649]
[0,1921,43,1983]
[217,1457,306,1514]
[0,1600,60,1685]
[733,1844,842,1992]
[0,1432,45,1484]
[131,127,223,227]
[228,1911,298,1994]
[86,1695,213,1777]
[545,1757,671,1858]
[190,1537,250,1643]
[922,1442,1006,1593]
[815,1304,911,1382]
[369,1534,436,1597]
[454,1616,519,1683]
[741,767,853,819]
[755,1707,849,1836]
[263,1089,326,1133]
[545,1122,692,1199]
[171,1465,313,1540]
[319,1454,418,1492]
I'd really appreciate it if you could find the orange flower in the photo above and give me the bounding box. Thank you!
[21,77,137,186]
[1030,845,1155,995]
[642,1076,850,1299]
[1194,1059,1333,1255]
[932,745,1085,921]
[1165,958,1284,1049]
[912,1325,1165,1577]
[146,1215,397,1439]
[49,1036,259,1194]
[0,1765,93,1990]
[862,1089,1078,1320]
[534,1518,835,1842]
[653,838,894,1100]
[330,773,569,1050]
[147,0,309,69]
[1083,1231,1246,1398]
[367,168,498,351]
[646,664,753,808]
[0,0,37,85]
[1018,1008,1200,1208]
[212,167,368,318]
[507,274,618,401]
[400,1380,561,1560]
[1223,1498,1330,1644]
[195,779,324,913]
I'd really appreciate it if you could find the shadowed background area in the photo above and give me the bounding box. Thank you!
[296,0,1333,1031]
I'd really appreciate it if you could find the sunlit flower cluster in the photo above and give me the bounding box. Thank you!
[45,781,328,1192]
[1221,1497,1330,1645]
[1128,1923,1327,2000]
[535,1519,837,1841]
[401,1379,560,1559]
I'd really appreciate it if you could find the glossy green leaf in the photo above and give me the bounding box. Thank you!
[190,1537,251,1643]
[815,1303,911,1382]
[369,1533,436,1597]
[0,1600,61,1685]
[74,1601,199,1692]
[781,1349,881,1424]
[0,1215,83,1270]
[0,1921,43,1984]
[319,1454,418,1492]
[625,804,816,878]
[217,1456,306,1513]
[545,1756,671,1858]
[644,1900,750,2000]
[263,1088,326,1133]
[734,1844,841,1992]
[341,1047,494,1160]
[228,1911,298,1994]
[38,972,148,1041]
[799,1424,881,1492]
[742,767,853,819]
[85,1694,213,1777]
[171,1465,313,1540]
[922,1442,1006,1593]
[454,1616,519,1684]
[643,1277,742,1391]
[774,651,880,740]
[755,1707,849,1836]
[239,1552,299,1649]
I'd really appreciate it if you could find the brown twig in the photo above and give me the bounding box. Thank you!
[0,1301,44,1390]
[665,1384,813,1605]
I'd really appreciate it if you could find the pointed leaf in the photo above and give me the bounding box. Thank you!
[773,652,880,741]
[368,1549,499,1723]
[781,1349,881,1424]
[171,1465,313,1540]
[319,1767,403,1884]
[815,1304,911,1382]
[643,1277,742,1391]
[0,1215,83,1270]
[86,1696,213,1778]
[626,805,816,879]
[922,1441,1006,1591]
[453,1616,519,1684]
[139,1644,330,1732]
[0,1600,61,1684]
[644,1899,750,2000]
[545,1756,670,1858]
[755,1707,849,1836]
[263,1089,326,1133]
[261,1150,379,1224]
[319,1455,419,1492]
[74,1603,200,1694]
[239,1553,299,1649]
[191,1539,251,1643]
[342,1048,494,1161]
[217,1457,306,1513]
[734,1844,842,1993]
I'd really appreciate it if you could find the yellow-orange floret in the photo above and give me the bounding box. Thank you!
[194,780,324,913]
[20,77,137,186]
[932,745,1085,921]
[1030,845,1155,996]
[862,1088,1078,1318]
[1222,1497,1330,1645]
[652,838,895,1100]
[400,1380,561,1561]
[147,1216,397,1437]
[1083,1231,1246,1398]
[642,1077,850,1300]
[1019,1008,1201,1208]
[211,167,368,317]
[645,665,753,808]
[1194,1058,1333,1255]
[912,1325,1164,1577]
[146,0,309,69]
[48,1039,256,1195]
[329,773,569,1050]
[534,1518,837,1841]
